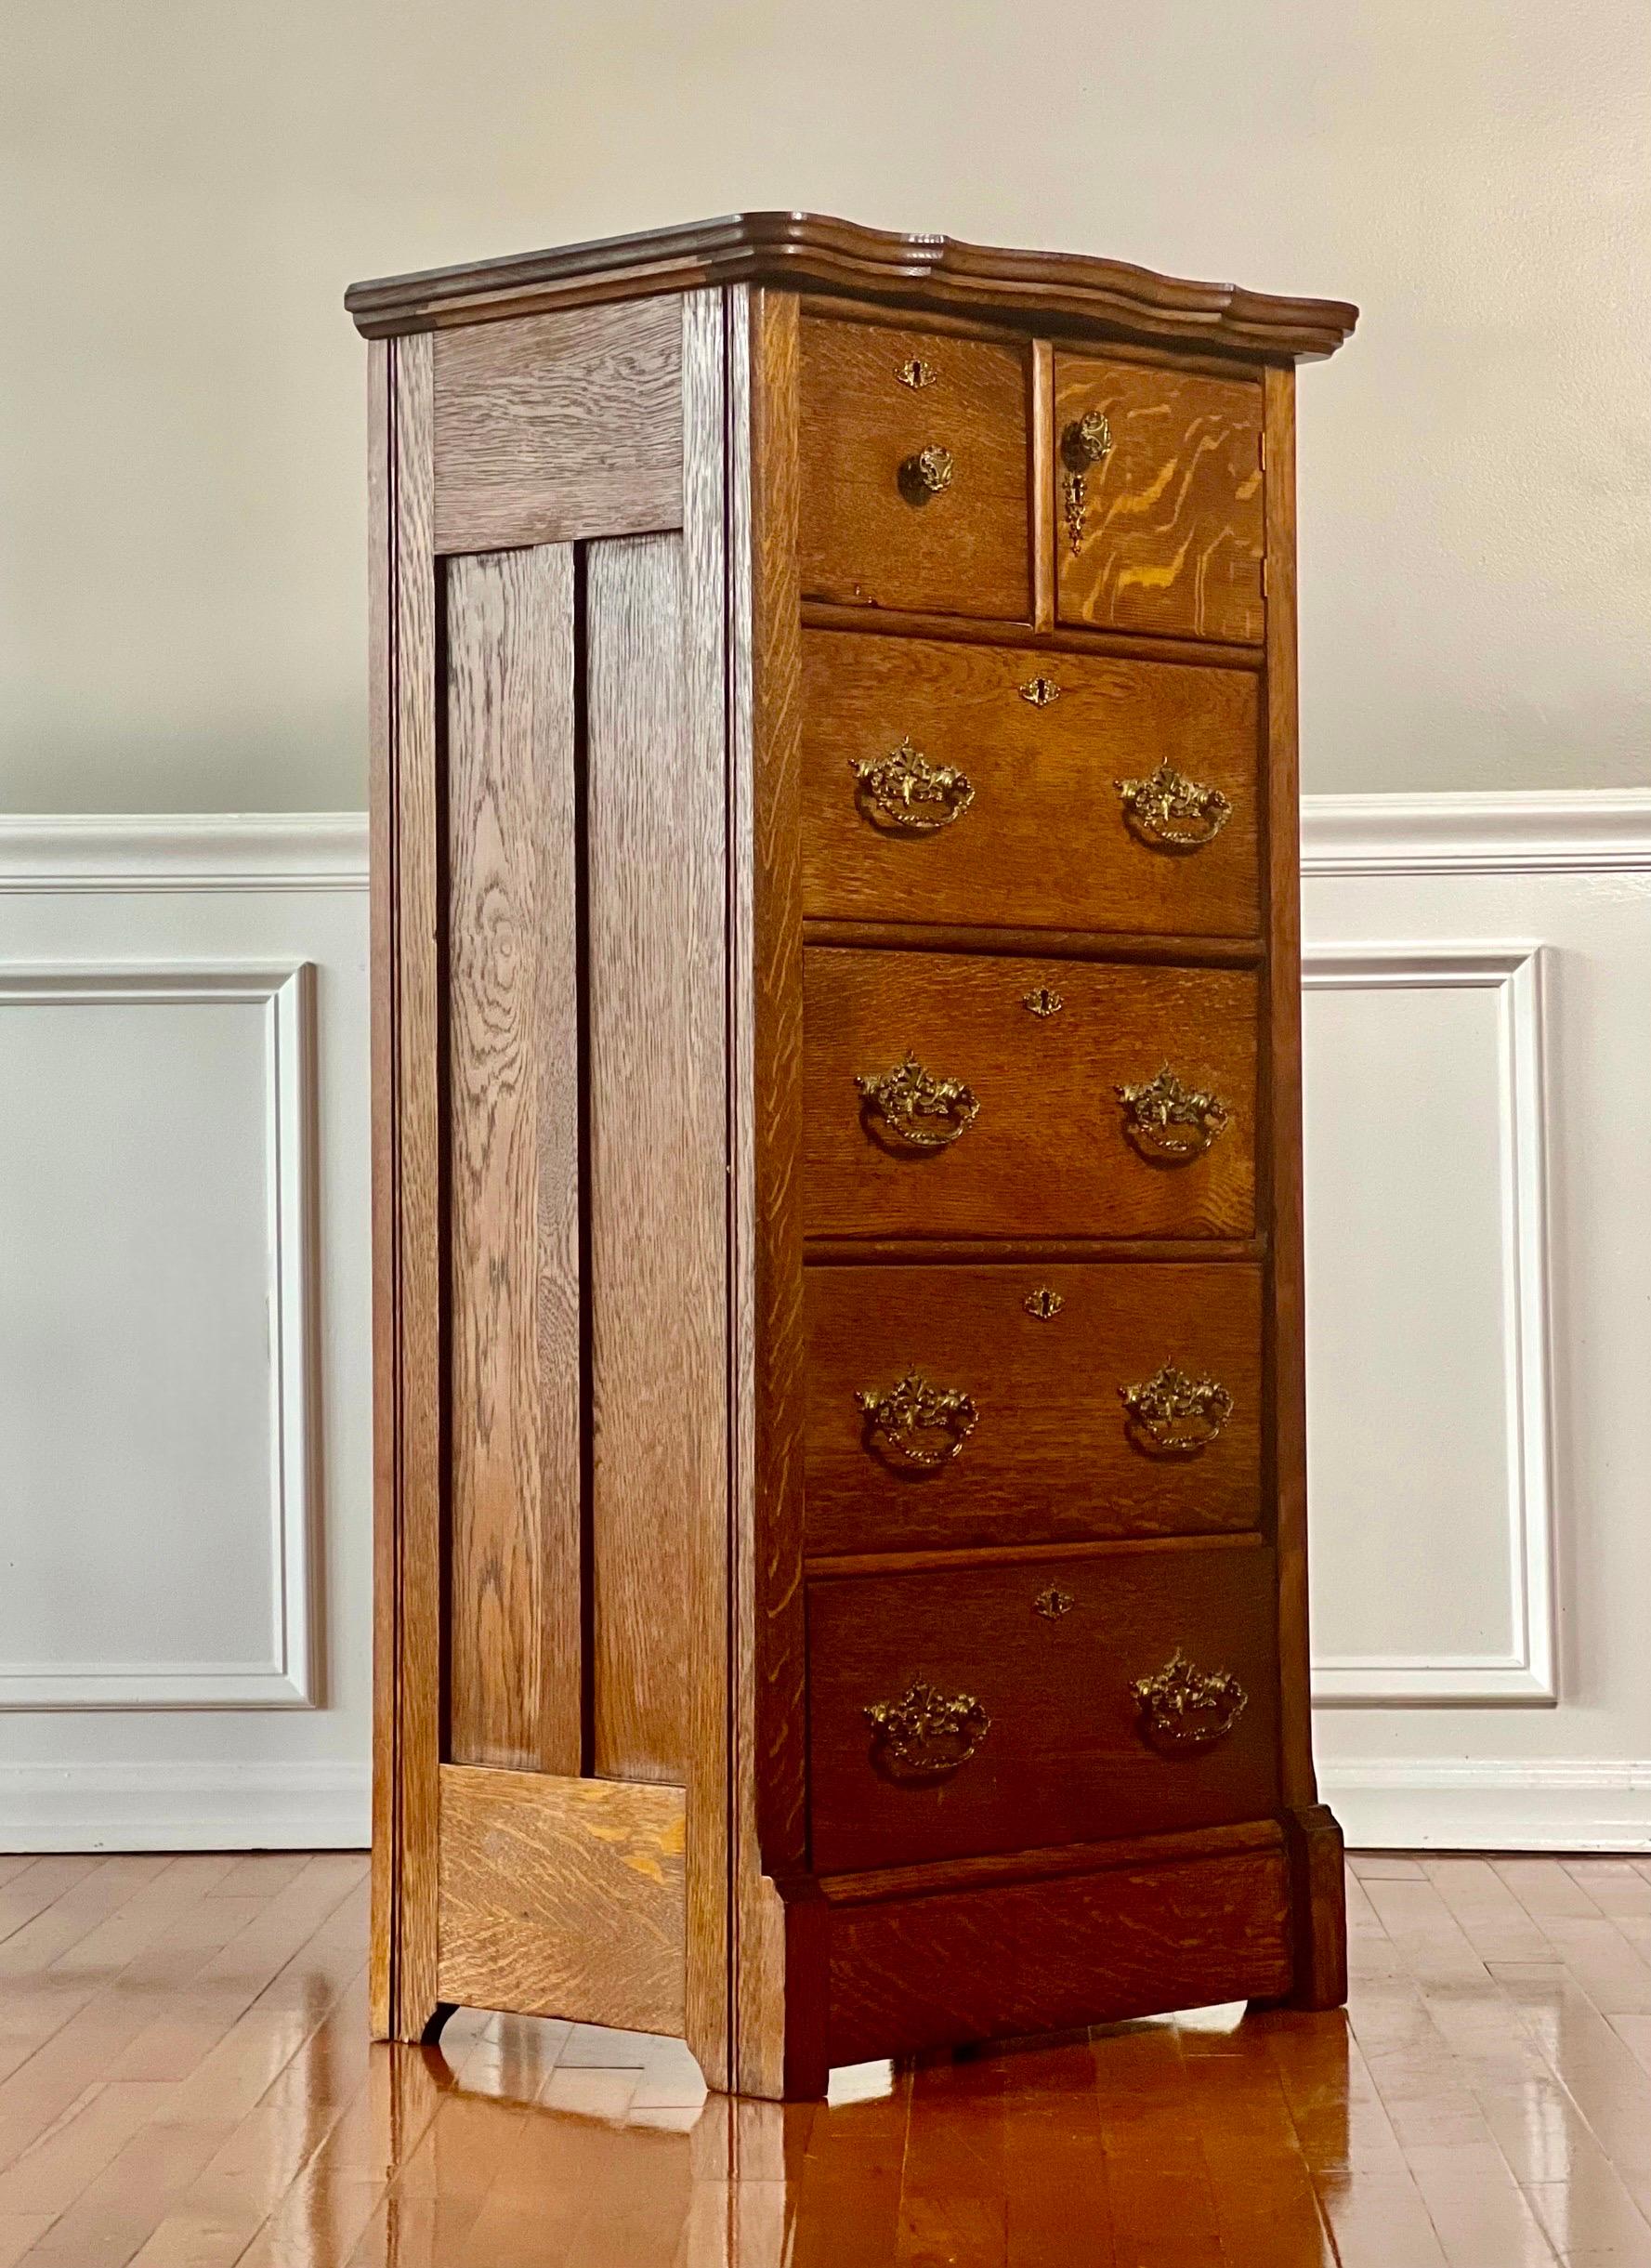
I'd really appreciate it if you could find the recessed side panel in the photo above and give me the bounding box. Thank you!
[587,533,726,1785]
[445,544,583,1775]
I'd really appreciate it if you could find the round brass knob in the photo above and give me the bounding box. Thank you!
[898,444,954,502]
[1062,410,1114,468]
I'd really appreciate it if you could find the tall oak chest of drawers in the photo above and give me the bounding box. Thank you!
[348,215,1358,2097]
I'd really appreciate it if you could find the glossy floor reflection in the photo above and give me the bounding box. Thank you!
[3,1854,1651,2262]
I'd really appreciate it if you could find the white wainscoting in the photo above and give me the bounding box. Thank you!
[3,796,1648,1853]
[1303,790,1651,1849]
[0,818,371,1848]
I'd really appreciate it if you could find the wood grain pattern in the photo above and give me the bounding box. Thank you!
[432,298,682,553]
[370,329,444,2042]
[723,286,793,2100]
[1055,354,1266,645]
[1262,369,1328,1855]
[819,1814,1284,1902]
[801,628,1261,935]
[444,544,582,1776]
[803,946,1258,1240]
[805,1260,1264,1555]
[345,210,1360,360]
[807,1539,1279,1870]
[802,597,1265,671]
[436,1765,686,2035]
[585,532,723,1786]
[825,1849,1293,2066]
[747,290,810,1897]
[676,287,738,2091]
[798,316,1031,620]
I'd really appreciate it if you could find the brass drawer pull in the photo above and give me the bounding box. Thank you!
[850,737,975,834]
[1116,1066,1229,1161]
[898,444,954,503]
[1060,409,1114,555]
[1132,1651,1248,1756]
[865,1680,990,1778]
[1116,760,1232,851]
[857,1051,979,1149]
[857,1370,978,1470]
[1120,1361,1234,1453]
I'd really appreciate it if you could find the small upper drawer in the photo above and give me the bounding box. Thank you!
[799,318,1032,621]
[805,1261,1263,1558]
[803,948,1257,1241]
[808,1540,1279,1871]
[1054,355,1265,645]
[801,631,1261,937]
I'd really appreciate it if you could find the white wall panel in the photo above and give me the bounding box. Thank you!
[0,819,369,1848]
[1304,790,1651,1849]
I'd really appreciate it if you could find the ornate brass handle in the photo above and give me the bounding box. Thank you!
[1120,1361,1234,1453]
[857,1370,978,1471]
[1060,410,1114,555]
[1132,1651,1248,1756]
[898,444,954,503]
[1064,410,1115,469]
[1115,761,1233,852]
[850,737,975,834]
[1116,1067,1229,1162]
[865,1680,990,1779]
[857,1051,979,1150]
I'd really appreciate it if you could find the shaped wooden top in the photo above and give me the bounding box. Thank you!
[346,210,1356,360]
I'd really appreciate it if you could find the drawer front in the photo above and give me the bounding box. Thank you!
[1055,355,1264,645]
[804,949,1257,1240]
[801,633,1261,937]
[806,1263,1263,1556]
[799,318,1032,621]
[809,1542,1279,1870]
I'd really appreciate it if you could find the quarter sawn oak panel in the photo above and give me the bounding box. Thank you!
[806,1261,1264,1556]
[444,544,582,1776]
[1055,355,1265,645]
[803,947,1258,1240]
[801,631,1262,937]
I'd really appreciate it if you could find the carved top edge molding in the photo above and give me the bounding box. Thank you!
[345,210,1359,358]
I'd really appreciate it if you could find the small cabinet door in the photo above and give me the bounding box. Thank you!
[1054,354,1265,646]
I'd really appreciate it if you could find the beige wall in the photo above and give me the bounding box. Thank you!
[6,0,1647,811]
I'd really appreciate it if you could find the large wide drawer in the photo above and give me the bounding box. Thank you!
[805,1261,1263,1556]
[801,632,1261,937]
[798,316,1033,621]
[803,948,1257,1240]
[808,1540,1279,1871]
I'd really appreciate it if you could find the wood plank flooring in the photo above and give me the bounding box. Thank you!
[3,1852,1651,2261]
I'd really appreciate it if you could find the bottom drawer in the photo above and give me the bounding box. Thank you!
[808,1540,1278,1872]
[825,1842,1291,2065]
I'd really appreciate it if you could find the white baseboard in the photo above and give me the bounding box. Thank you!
[1325,1762,1651,1853]
[0,1762,371,1853]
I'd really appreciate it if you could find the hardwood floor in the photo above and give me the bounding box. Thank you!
[3,1851,1651,2262]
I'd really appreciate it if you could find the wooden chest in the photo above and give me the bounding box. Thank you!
[348,213,1356,2098]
